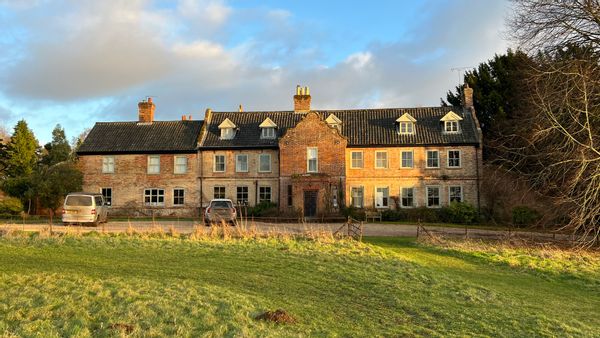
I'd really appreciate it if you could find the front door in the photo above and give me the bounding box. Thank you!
[303,190,318,217]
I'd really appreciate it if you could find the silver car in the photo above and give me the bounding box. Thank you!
[204,199,237,226]
[62,192,108,226]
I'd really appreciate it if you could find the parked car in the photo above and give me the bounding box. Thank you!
[62,192,108,226]
[204,199,237,226]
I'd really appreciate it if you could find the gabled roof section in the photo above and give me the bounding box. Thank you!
[325,114,342,125]
[218,118,237,129]
[259,117,278,128]
[78,120,203,154]
[396,112,417,123]
[200,106,479,149]
[440,111,463,121]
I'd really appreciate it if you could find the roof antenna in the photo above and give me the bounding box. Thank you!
[450,67,472,85]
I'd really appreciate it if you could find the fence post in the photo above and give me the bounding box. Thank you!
[416,225,420,238]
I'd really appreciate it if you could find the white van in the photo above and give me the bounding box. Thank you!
[62,192,108,226]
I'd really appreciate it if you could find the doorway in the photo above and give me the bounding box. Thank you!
[303,190,318,217]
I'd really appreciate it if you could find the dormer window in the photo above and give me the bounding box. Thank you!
[259,117,277,139]
[218,118,237,140]
[396,113,416,135]
[325,114,342,132]
[440,111,463,134]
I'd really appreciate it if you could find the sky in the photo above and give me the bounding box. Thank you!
[0,0,511,144]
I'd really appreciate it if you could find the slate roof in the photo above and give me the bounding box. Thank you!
[201,106,480,148]
[77,120,203,154]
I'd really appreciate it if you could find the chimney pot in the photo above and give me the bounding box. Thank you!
[138,98,155,123]
[239,104,243,112]
[188,115,192,120]
[182,115,186,120]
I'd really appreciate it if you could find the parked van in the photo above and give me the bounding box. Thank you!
[62,192,108,226]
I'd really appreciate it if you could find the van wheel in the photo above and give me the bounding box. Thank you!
[92,217,99,227]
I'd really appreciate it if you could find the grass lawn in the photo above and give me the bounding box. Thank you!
[0,233,598,337]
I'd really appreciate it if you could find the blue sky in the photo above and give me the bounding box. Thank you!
[0,0,510,144]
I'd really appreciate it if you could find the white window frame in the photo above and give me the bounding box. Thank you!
[261,127,276,139]
[174,156,188,174]
[102,156,115,174]
[235,154,248,173]
[444,120,460,133]
[258,154,272,173]
[447,150,462,168]
[236,186,249,205]
[213,186,226,199]
[147,155,160,174]
[220,128,235,140]
[307,147,318,173]
[173,188,185,206]
[449,186,463,203]
[426,186,441,208]
[259,186,272,203]
[350,151,364,169]
[398,122,415,135]
[400,187,415,208]
[400,150,414,169]
[375,151,388,169]
[144,188,165,206]
[101,187,112,206]
[351,186,364,208]
[375,186,390,209]
[214,154,226,172]
[426,150,440,169]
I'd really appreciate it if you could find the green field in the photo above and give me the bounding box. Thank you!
[0,233,598,337]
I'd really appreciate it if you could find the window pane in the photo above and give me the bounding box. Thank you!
[236,155,248,172]
[259,154,271,172]
[448,151,461,167]
[427,151,439,168]
[259,187,271,203]
[174,156,187,174]
[351,187,364,208]
[351,152,363,168]
[427,187,440,207]
[215,155,225,172]
[401,188,413,207]
[376,152,387,168]
[450,186,462,203]
[401,151,413,168]
[236,186,248,205]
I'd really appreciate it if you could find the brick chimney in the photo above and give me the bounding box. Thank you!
[462,84,474,109]
[293,85,311,112]
[138,98,155,123]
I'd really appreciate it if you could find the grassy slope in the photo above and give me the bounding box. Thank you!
[0,235,598,337]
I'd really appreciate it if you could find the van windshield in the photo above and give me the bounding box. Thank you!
[65,195,93,206]
[211,201,233,208]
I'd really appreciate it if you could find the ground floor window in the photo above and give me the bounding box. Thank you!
[401,187,414,207]
[449,186,462,203]
[259,186,271,203]
[214,186,225,199]
[426,186,440,207]
[287,185,293,206]
[237,186,248,205]
[351,187,364,208]
[101,188,112,206]
[375,187,389,208]
[173,188,185,206]
[144,189,165,206]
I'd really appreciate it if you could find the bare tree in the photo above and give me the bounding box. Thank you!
[509,0,600,53]
[506,0,600,245]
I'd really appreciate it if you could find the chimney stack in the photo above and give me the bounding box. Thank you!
[293,85,311,113]
[138,98,155,123]
[462,84,474,109]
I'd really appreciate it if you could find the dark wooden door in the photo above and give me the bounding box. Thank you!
[303,191,318,217]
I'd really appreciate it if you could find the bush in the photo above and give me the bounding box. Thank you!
[247,201,278,217]
[0,197,23,215]
[440,202,478,224]
[512,206,540,227]
[342,206,366,221]
[381,209,404,221]
[406,207,440,223]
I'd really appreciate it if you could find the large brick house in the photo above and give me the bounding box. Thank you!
[77,85,482,217]
[77,98,203,216]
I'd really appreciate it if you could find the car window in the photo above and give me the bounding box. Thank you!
[65,195,93,206]
[211,201,233,208]
[94,196,103,206]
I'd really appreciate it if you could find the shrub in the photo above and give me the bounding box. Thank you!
[440,202,478,224]
[512,206,540,227]
[381,209,404,221]
[247,201,278,217]
[0,197,23,216]
[342,206,366,221]
[406,207,440,223]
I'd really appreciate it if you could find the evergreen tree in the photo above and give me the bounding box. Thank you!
[5,120,39,178]
[42,124,72,166]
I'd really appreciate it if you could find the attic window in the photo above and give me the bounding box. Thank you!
[259,117,277,139]
[396,113,416,135]
[325,114,342,131]
[440,111,463,134]
[218,118,237,140]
